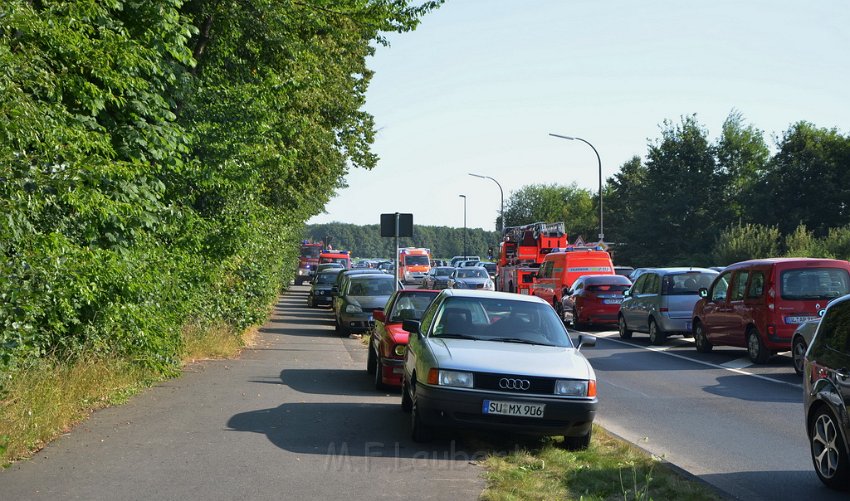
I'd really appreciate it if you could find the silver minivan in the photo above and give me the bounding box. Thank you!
[618,267,718,345]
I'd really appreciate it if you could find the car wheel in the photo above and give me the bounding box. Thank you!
[562,429,592,450]
[792,337,807,377]
[747,328,770,364]
[374,355,385,390]
[618,316,633,339]
[401,377,413,413]
[411,398,432,443]
[810,406,850,490]
[693,321,713,353]
[648,319,666,346]
[366,344,377,375]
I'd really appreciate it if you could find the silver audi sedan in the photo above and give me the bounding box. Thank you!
[400,289,597,448]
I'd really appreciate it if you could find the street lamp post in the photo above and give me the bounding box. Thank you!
[549,133,604,242]
[459,194,467,258]
[468,173,504,235]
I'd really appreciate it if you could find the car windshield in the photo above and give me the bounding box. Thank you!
[661,272,717,295]
[781,268,850,300]
[431,297,572,347]
[348,278,395,296]
[434,268,453,277]
[457,268,487,279]
[315,273,338,285]
[301,246,321,258]
[389,292,439,322]
[404,255,430,266]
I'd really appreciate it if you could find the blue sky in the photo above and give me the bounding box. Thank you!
[309,0,850,232]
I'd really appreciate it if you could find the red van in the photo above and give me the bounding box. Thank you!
[532,248,615,317]
[692,258,850,363]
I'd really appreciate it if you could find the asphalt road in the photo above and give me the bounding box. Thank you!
[0,286,484,500]
[576,326,846,501]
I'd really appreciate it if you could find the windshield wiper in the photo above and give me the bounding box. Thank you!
[489,337,549,346]
[433,333,479,340]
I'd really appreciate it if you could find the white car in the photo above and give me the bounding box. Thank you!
[401,290,598,448]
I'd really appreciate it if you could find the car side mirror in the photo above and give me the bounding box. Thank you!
[373,310,386,323]
[402,319,421,334]
[575,334,596,350]
[698,287,708,298]
[623,289,631,297]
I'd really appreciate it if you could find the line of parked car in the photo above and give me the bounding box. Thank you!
[302,267,599,449]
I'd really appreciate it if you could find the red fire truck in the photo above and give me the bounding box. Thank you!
[296,241,323,285]
[496,222,567,295]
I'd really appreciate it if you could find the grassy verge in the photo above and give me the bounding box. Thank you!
[0,321,255,466]
[481,425,721,500]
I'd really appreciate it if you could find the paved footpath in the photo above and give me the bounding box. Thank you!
[1,287,485,500]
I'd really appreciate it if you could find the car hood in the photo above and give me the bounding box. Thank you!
[425,338,594,379]
[347,295,392,309]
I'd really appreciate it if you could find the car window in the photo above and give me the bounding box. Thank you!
[710,271,732,302]
[780,268,850,300]
[816,300,850,356]
[747,271,765,298]
[539,261,552,279]
[349,278,394,296]
[661,272,716,295]
[631,274,646,294]
[730,271,750,301]
[643,274,659,294]
[432,297,572,347]
[389,292,438,322]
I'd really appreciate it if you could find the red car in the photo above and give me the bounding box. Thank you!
[367,289,439,389]
[561,274,632,328]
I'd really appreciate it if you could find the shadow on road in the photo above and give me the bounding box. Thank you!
[701,374,801,402]
[698,469,847,501]
[586,350,717,372]
[273,368,381,397]
[226,401,543,464]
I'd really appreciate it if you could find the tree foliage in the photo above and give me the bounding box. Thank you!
[0,0,440,374]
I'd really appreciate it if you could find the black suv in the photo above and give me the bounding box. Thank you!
[804,293,850,490]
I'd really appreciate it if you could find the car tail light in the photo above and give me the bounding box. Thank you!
[767,324,776,336]
[767,286,775,311]
[659,307,669,312]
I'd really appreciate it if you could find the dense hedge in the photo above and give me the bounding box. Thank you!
[0,1,440,375]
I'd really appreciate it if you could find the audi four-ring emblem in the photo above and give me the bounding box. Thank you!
[499,378,531,390]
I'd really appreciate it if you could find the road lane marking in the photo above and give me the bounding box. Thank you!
[719,358,754,370]
[587,331,803,390]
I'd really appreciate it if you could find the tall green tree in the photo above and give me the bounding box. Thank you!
[502,183,596,241]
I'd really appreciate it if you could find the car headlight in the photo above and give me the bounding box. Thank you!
[393,344,406,356]
[554,379,594,397]
[345,304,362,313]
[429,369,474,388]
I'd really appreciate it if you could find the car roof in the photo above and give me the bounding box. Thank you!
[441,289,547,304]
[341,269,383,276]
[723,258,850,269]
[349,273,395,280]
[578,274,632,284]
[638,267,719,275]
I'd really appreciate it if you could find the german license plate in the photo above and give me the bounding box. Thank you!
[602,299,623,304]
[482,400,545,418]
[785,315,819,324]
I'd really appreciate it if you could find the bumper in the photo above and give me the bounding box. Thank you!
[310,294,332,306]
[378,357,404,387]
[339,312,375,333]
[658,315,692,333]
[576,304,621,324]
[415,383,596,437]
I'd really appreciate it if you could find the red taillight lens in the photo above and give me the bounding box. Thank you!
[767,324,776,336]
[659,307,669,312]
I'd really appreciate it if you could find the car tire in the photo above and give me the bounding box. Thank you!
[618,316,633,339]
[792,337,807,377]
[648,319,666,346]
[366,344,377,374]
[747,328,770,364]
[374,356,385,390]
[562,429,592,450]
[810,406,850,490]
[694,321,713,353]
[401,378,413,413]
[411,398,432,443]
